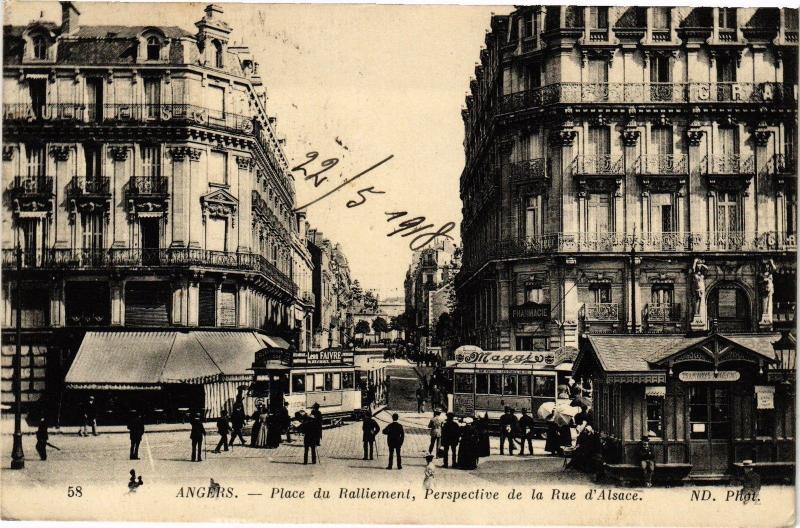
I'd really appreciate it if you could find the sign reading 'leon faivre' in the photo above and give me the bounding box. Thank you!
[454,350,555,367]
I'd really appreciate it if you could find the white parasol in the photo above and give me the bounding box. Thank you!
[537,401,556,420]
[552,402,581,427]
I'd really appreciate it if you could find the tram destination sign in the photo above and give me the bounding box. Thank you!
[678,370,740,382]
[454,350,555,367]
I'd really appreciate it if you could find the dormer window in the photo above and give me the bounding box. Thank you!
[146,36,160,61]
[213,39,224,68]
[33,36,47,60]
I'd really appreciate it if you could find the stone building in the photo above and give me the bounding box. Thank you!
[307,230,353,350]
[456,6,797,352]
[1,3,303,416]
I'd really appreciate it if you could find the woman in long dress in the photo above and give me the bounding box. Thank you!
[457,418,478,470]
[255,408,270,448]
[250,405,263,447]
[544,414,561,455]
[266,412,282,448]
[476,414,491,460]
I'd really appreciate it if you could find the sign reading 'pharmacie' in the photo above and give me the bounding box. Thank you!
[454,349,555,367]
[510,302,551,322]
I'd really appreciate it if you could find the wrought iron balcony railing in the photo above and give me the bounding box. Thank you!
[651,29,671,41]
[635,154,689,175]
[573,155,624,176]
[771,153,797,175]
[583,302,620,322]
[10,175,53,195]
[645,303,683,322]
[127,176,169,195]
[68,176,111,196]
[509,157,547,183]
[2,247,298,297]
[702,154,755,175]
[498,82,797,114]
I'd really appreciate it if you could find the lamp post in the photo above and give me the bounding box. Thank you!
[772,329,796,385]
[11,244,25,469]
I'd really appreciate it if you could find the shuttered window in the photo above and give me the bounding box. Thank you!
[125,282,170,326]
[218,285,237,327]
[198,283,216,326]
[141,146,161,177]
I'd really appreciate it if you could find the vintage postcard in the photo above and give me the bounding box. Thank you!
[0,1,797,526]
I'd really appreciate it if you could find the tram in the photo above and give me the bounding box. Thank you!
[445,346,575,435]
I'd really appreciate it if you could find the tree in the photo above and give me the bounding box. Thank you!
[372,316,389,342]
[350,280,364,304]
[355,319,371,337]
[363,290,379,312]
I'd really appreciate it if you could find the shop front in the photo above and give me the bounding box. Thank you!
[573,332,795,483]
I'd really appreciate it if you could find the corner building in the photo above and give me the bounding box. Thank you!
[2,3,303,417]
[457,6,797,352]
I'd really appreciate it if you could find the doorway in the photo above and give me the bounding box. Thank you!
[688,384,732,475]
[86,78,103,121]
[140,218,160,265]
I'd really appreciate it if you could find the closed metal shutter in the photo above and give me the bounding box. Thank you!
[218,286,237,327]
[199,283,216,326]
[125,282,169,326]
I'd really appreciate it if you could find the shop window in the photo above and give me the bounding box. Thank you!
[503,375,517,396]
[475,374,489,394]
[532,375,555,397]
[646,395,663,438]
[756,408,775,438]
[11,286,49,328]
[689,386,731,440]
[454,373,474,393]
[342,372,354,389]
[489,374,503,395]
[292,374,306,393]
[518,375,531,396]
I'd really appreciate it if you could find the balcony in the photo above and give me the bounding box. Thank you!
[651,29,671,41]
[68,176,111,196]
[635,154,688,176]
[2,248,298,297]
[583,302,620,322]
[572,155,624,176]
[9,175,53,196]
[701,154,756,189]
[497,82,797,114]
[770,153,797,177]
[509,157,547,185]
[127,176,168,196]
[645,303,683,323]
[588,28,609,41]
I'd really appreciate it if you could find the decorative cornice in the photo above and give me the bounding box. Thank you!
[108,145,130,162]
[549,129,577,147]
[168,146,203,162]
[235,155,255,171]
[686,122,704,147]
[621,126,640,147]
[2,146,14,161]
[49,145,70,161]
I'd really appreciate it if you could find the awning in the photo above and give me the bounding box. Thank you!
[258,334,291,349]
[65,330,266,390]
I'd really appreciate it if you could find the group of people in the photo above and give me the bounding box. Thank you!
[415,372,448,414]
[425,410,490,470]
[361,411,406,469]
[498,407,539,456]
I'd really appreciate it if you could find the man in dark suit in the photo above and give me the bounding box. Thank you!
[499,407,518,455]
[213,409,230,453]
[301,414,321,464]
[230,400,246,446]
[279,401,292,442]
[362,411,380,460]
[517,408,535,456]
[382,413,405,470]
[441,412,461,468]
[127,411,145,460]
[190,414,206,462]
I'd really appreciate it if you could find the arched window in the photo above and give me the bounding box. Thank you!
[146,36,160,61]
[213,40,224,68]
[707,283,751,331]
[32,36,47,60]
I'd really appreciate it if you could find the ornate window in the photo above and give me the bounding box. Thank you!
[146,36,161,61]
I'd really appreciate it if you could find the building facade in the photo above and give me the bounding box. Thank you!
[307,230,353,350]
[1,3,302,412]
[292,211,314,352]
[457,6,797,353]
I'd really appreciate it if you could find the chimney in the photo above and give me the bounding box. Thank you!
[60,2,80,34]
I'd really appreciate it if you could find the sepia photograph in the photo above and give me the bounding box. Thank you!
[0,1,797,526]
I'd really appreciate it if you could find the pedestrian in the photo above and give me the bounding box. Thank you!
[441,412,460,468]
[190,413,206,462]
[637,434,655,487]
[741,460,761,504]
[230,399,246,446]
[518,408,535,456]
[456,417,478,470]
[544,414,561,455]
[250,403,263,447]
[266,411,282,448]
[499,407,518,455]
[310,403,323,447]
[301,414,321,465]
[35,417,48,461]
[423,453,435,490]
[255,405,270,448]
[415,386,425,414]
[382,413,405,470]
[81,395,97,436]
[427,409,443,456]
[279,401,292,443]
[213,409,230,453]
[127,411,144,460]
[361,411,380,460]
[574,404,590,432]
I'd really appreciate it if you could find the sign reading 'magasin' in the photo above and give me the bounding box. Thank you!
[454,348,555,367]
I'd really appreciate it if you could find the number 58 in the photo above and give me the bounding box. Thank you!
[67,486,82,497]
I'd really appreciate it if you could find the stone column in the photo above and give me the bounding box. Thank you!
[109,145,131,247]
[110,278,124,326]
[51,145,73,249]
[561,259,580,350]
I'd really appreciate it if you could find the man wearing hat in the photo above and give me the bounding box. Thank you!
[441,412,460,468]
[637,434,655,487]
[362,411,380,460]
[382,413,405,469]
[81,396,97,436]
[498,407,518,455]
[190,413,206,462]
[518,408,535,456]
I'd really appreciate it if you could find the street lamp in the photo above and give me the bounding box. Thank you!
[11,243,25,469]
[772,330,796,385]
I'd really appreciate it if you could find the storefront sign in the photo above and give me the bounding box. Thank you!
[678,370,740,382]
[306,350,343,365]
[511,303,551,322]
[454,349,555,367]
[755,385,775,409]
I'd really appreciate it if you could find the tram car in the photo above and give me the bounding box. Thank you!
[354,355,388,412]
[445,346,575,435]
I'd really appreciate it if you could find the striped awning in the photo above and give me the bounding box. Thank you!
[65,330,266,390]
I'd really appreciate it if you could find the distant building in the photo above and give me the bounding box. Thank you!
[307,230,354,349]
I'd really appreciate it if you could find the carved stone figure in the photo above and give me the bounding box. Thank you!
[691,258,708,317]
[760,260,776,325]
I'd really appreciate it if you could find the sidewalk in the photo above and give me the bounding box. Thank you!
[0,416,210,436]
